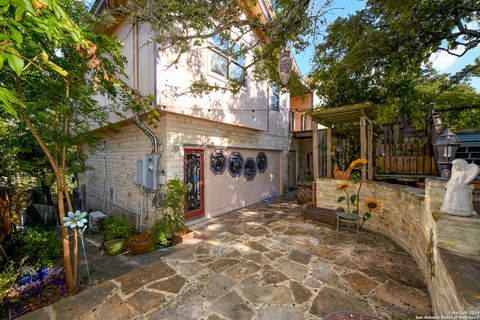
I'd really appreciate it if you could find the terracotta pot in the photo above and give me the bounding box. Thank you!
[173,229,195,245]
[104,239,124,256]
[130,233,153,254]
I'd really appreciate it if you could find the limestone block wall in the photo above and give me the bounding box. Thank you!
[82,112,292,227]
[315,178,471,315]
[161,113,291,191]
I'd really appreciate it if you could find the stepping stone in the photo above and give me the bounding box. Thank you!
[372,280,431,315]
[197,273,236,299]
[127,290,166,314]
[290,281,312,304]
[225,261,261,279]
[115,261,175,295]
[288,249,312,265]
[210,292,253,320]
[245,241,269,252]
[342,272,377,294]
[309,287,372,318]
[263,270,289,284]
[242,285,293,304]
[149,275,186,294]
[258,305,303,320]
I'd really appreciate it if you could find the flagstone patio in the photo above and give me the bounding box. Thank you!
[22,195,431,319]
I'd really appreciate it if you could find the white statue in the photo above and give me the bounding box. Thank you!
[441,159,479,216]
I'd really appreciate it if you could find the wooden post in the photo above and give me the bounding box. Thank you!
[360,116,367,181]
[326,127,332,178]
[318,130,324,177]
[367,122,373,180]
[312,121,319,179]
[312,121,319,207]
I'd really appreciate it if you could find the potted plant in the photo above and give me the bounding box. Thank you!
[151,216,174,248]
[129,232,154,254]
[161,179,192,245]
[101,216,132,255]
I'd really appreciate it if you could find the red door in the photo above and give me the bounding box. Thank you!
[184,149,204,219]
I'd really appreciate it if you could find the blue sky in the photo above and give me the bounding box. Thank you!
[293,0,480,91]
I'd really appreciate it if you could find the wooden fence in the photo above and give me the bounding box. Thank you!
[33,204,59,226]
[375,125,439,176]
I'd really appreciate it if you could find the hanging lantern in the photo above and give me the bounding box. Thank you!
[434,128,461,178]
[278,48,292,85]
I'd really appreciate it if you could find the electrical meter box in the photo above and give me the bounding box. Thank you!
[135,154,163,190]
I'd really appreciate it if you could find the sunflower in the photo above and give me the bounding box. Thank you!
[349,159,368,169]
[336,182,349,191]
[364,198,381,211]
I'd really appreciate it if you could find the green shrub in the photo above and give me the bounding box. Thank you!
[102,216,132,241]
[151,216,174,245]
[10,226,62,267]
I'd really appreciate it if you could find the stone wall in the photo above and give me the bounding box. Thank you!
[315,178,479,315]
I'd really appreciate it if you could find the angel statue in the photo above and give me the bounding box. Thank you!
[440,159,480,216]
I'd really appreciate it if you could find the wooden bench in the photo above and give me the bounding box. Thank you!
[301,204,343,226]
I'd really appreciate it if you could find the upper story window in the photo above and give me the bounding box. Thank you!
[301,114,307,130]
[209,35,246,85]
[271,84,279,110]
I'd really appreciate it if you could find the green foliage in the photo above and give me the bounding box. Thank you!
[162,178,188,233]
[0,261,20,300]
[337,196,345,203]
[122,0,332,94]
[102,216,132,241]
[151,216,174,245]
[350,195,357,205]
[10,226,62,267]
[310,0,480,131]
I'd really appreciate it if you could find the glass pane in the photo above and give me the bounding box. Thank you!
[211,34,228,51]
[185,153,201,212]
[229,62,245,83]
[210,50,228,78]
[271,94,279,110]
[233,44,245,66]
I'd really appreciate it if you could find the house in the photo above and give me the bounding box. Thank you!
[78,0,299,228]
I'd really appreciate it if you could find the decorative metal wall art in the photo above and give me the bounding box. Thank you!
[244,158,257,181]
[210,150,227,174]
[228,152,243,177]
[256,152,268,173]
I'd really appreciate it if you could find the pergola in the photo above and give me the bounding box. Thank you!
[310,103,375,181]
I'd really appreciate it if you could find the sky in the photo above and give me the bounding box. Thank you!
[292,0,480,91]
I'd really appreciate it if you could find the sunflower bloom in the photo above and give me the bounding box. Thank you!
[349,159,368,169]
[336,182,349,191]
[364,198,381,211]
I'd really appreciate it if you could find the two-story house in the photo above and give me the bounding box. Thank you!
[79,0,296,228]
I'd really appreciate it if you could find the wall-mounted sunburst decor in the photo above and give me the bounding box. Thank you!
[228,152,243,177]
[256,152,268,173]
[210,150,227,174]
[244,158,257,181]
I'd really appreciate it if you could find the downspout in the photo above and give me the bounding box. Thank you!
[131,19,159,154]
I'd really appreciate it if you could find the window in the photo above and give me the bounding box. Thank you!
[256,152,268,173]
[301,115,307,130]
[209,35,246,85]
[271,84,279,110]
[210,150,226,174]
[244,158,257,181]
[228,152,244,177]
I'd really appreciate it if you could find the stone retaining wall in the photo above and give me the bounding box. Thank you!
[315,178,479,315]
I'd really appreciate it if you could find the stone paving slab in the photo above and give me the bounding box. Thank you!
[20,195,432,319]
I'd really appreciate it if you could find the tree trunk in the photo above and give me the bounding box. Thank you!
[20,112,76,293]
